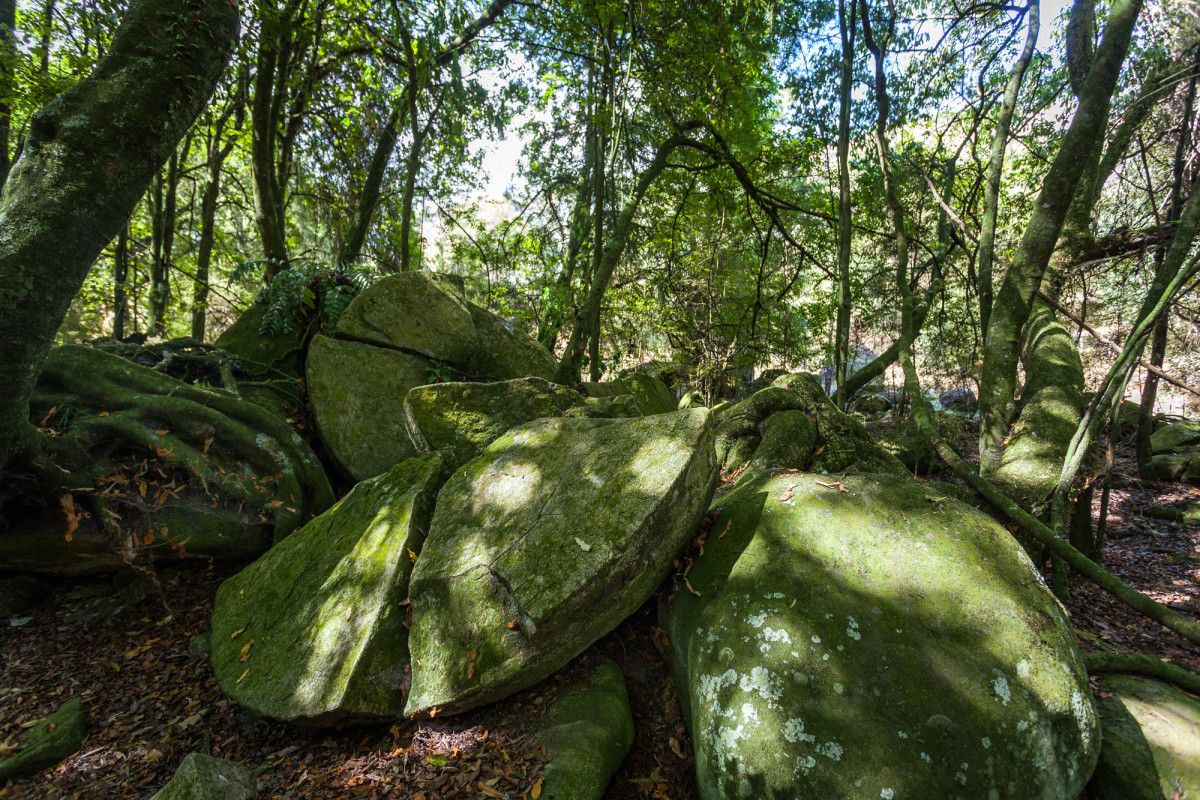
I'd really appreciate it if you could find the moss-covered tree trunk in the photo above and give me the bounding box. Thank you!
[977,0,1142,475]
[0,0,239,471]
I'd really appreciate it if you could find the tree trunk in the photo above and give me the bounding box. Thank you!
[554,125,699,385]
[0,0,15,191]
[833,0,856,405]
[978,0,1038,339]
[250,13,290,274]
[192,151,227,341]
[113,223,129,339]
[1137,52,1198,474]
[340,103,402,265]
[977,0,1142,475]
[399,86,429,273]
[0,0,238,470]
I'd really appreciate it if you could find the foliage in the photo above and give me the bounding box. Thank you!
[234,260,379,337]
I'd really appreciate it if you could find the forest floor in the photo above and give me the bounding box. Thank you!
[1,446,1198,800]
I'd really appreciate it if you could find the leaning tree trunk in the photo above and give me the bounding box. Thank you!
[977,0,1142,475]
[0,0,239,471]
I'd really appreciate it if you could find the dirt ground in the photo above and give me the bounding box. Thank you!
[1,446,1197,799]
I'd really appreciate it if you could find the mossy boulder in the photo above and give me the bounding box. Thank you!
[1150,421,1200,455]
[210,454,442,725]
[333,271,477,365]
[745,410,818,476]
[662,471,1099,800]
[306,272,560,481]
[580,379,631,398]
[467,304,558,381]
[850,393,892,416]
[623,372,677,415]
[150,753,256,800]
[1149,453,1192,483]
[0,698,88,781]
[1089,674,1200,800]
[713,375,907,477]
[535,660,635,800]
[214,302,307,379]
[306,335,428,482]
[404,378,591,470]
[405,410,718,716]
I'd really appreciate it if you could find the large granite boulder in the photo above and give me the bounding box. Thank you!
[405,410,718,716]
[623,372,677,415]
[306,336,428,482]
[1150,421,1200,455]
[150,753,256,800]
[210,455,442,724]
[306,271,559,482]
[404,378,592,470]
[662,471,1099,800]
[535,660,635,800]
[1089,674,1200,800]
[714,373,908,478]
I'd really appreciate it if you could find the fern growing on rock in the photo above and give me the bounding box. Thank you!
[232,259,378,337]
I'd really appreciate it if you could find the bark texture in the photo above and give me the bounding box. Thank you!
[0,0,239,469]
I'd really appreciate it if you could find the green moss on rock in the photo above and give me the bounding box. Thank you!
[1089,674,1200,800]
[210,455,443,725]
[536,660,635,800]
[306,335,428,482]
[0,699,87,781]
[405,410,718,716]
[663,471,1099,800]
[404,378,590,470]
[150,753,256,800]
[467,304,558,381]
[333,272,477,365]
[623,373,677,415]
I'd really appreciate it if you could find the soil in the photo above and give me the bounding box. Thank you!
[1,440,1197,799]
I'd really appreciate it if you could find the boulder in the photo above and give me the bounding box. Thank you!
[214,302,307,379]
[714,375,908,477]
[0,698,88,781]
[679,390,705,410]
[938,387,978,414]
[306,335,428,483]
[535,661,635,800]
[1089,674,1200,800]
[1150,422,1200,455]
[569,394,642,419]
[150,753,256,800]
[307,272,560,481]
[404,378,591,470]
[1149,453,1192,483]
[849,393,891,416]
[333,271,477,365]
[467,304,558,381]
[662,471,1099,800]
[210,455,442,725]
[745,410,818,476]
[405,410,718,716]
[623,372,677,415]
[579,379,631,398]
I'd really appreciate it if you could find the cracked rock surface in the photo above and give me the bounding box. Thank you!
[405,410,718,717]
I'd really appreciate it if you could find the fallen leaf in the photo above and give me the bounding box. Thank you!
[230,626,245,639]
[237,668,249,683]
[239,639,254,662]
[40,406,57,427]
[467,662,476,679]
[531,777,544,799]
[505,620,517,629]
[668,737,685,759]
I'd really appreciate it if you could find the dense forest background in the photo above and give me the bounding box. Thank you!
[3,0,1190,411]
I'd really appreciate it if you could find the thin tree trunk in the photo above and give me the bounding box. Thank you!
[977,0,1143,475]
[1137,52,1198,473]
[833,0,856,404]
[554,124,700,385]
[113,223,129,339]
[0,0,15,191]
[399,87,428,272]
[978,0,1038,339]
[0,0,237,470]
